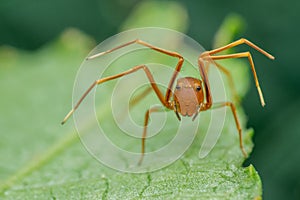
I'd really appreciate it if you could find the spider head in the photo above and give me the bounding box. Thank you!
[173,77,204,117]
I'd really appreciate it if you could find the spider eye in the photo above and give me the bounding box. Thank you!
[196,86,201,91]
[176,85,181,90]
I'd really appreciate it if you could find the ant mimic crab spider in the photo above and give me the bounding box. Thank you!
[62,38,274,164]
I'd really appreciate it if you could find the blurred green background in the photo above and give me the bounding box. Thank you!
[0,0,299,199]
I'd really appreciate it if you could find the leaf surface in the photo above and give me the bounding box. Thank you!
[0,2,262,199]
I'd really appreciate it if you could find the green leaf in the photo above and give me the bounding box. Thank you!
[0,2,262,199]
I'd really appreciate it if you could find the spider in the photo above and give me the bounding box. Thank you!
[62,38,274,164]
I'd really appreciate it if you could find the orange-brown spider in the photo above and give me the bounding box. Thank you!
[62,38,274,164]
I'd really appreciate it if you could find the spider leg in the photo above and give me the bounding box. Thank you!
[61,65,171,124]
[207,38,275,60]
[210,101,248,158]
[200,38,274,107]
[87,39,184,103]
[63,39,186,165]
[205,52,266,106]
[196,39,274,158]
[138,105,166,165]
[197,58,212,110]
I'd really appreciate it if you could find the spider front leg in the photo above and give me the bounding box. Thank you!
[201,38,275,107]
[61,65,170,124]
[209,52,266,106]
[86,39,184,104]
